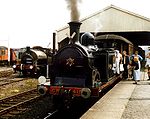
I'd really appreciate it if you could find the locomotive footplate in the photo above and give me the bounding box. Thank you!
[49,86,100,98]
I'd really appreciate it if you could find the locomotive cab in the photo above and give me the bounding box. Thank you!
[93,49,115,82]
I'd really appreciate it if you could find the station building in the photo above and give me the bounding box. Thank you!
[56,5,150,50]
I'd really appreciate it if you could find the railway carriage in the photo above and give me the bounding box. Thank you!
[0,46,17,66]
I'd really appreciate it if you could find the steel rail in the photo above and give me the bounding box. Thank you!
[0,88,40,117]
[0,77,30,86]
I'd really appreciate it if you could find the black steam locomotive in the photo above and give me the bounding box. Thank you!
[13,46,52,77]
[37,21,133,103]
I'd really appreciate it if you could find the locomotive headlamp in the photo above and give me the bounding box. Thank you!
[13,65,16,69]
[29,65,33,69]
[38,76,46,84]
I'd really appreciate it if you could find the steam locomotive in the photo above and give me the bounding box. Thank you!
[13,46,52,77]
[37,21,133,106]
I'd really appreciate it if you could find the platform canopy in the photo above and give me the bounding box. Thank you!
[95,34,133,45]
[57,5,150,46]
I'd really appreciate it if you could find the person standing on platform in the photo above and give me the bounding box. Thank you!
[122,51,130,80]
[145,52,150,80]
[114,50,122,75]
[130,51,143,84]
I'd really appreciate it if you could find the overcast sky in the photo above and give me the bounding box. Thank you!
[0,0,150,49]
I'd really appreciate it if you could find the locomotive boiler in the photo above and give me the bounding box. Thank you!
[38,21,120,98]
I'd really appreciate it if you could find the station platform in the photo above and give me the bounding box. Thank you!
[80,71,150,119]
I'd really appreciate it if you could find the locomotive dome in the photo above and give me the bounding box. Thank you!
[80,32,95,46]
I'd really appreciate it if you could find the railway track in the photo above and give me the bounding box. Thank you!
[43,110,58,119]
[0,88,41,118]
[45,75,122,119]
[0,77,30,87]
[0,75,121,119]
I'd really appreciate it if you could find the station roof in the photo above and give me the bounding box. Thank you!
[95,34,133,45]
[57,5,150,46]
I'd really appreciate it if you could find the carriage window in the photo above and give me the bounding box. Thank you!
[1,50,5,55]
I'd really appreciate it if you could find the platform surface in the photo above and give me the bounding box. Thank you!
[80,71,150,119]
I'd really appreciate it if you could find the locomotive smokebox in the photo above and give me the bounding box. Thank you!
[68,21,82,44]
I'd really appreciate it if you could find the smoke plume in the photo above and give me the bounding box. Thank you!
[66,0,81,21]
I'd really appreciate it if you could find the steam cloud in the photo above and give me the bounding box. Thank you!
[66,0,81,21]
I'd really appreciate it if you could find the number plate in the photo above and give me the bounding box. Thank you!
[49,86,60,95]
[49,86,81,96]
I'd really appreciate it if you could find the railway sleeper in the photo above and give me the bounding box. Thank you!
[0,103,12,107]
[0,107,31,118]
[0,114,13,119]
[9,109,27,115]
[2,101,18,105]
[16,107,30,112]
[0,96,40,116]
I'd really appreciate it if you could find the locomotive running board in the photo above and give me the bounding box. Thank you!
[99,75,121,92]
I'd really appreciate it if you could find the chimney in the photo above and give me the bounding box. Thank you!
[26,46,30,52]
[68,21,82,44]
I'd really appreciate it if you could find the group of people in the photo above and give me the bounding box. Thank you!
[113,50,150,84]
